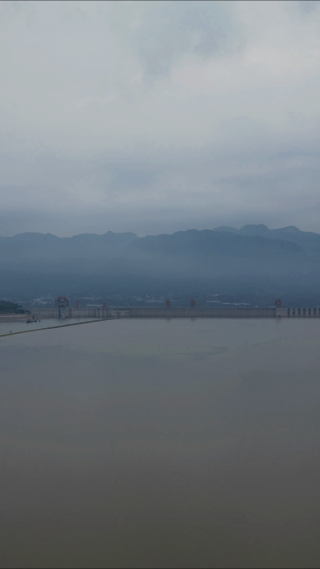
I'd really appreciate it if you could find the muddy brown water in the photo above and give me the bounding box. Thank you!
[1,318,320,568]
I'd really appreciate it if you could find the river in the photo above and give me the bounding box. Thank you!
[1,317,320,568]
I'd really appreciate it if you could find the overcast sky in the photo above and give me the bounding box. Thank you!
[1,0,320,236]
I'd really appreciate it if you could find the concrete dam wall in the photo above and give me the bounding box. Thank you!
[128,307,276,318]
[3,306,320,321]
[36,306,277,319]
[33,307,110,319]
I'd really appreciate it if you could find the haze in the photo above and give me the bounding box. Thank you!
[1,1,320,236]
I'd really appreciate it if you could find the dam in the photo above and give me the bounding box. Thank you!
[36,306,275,319]
[10,297,314,320]
[20,304,320,320]
[2,298,319,323]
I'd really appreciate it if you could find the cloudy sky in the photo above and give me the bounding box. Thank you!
[1,0,320,236]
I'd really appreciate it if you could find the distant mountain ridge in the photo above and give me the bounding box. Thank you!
[0,231,138,261]
[213,224,320,250]
[0,224,319,278]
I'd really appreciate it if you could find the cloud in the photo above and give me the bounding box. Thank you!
[0,1,320,236]
[131,1,240,79]
[298,1,319,15]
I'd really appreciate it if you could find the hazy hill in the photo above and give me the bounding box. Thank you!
[1,225,320,302]
[0,225,317,277]
[0,231,137,264]
[127,229,308,277]
[214,224,320,251]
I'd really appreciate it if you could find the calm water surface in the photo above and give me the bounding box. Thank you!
[1,318,320,568]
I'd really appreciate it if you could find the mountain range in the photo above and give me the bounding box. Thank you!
[0,223,318,275]
[1,224,320,304]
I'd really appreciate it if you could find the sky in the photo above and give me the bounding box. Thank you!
[1,0,320,237]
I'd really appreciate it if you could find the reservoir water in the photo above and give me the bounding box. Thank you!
[1,318,320,568]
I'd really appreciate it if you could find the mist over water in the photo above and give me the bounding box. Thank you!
[1,318,320,568]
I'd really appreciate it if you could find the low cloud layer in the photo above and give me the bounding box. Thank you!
[1,1,320,236]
